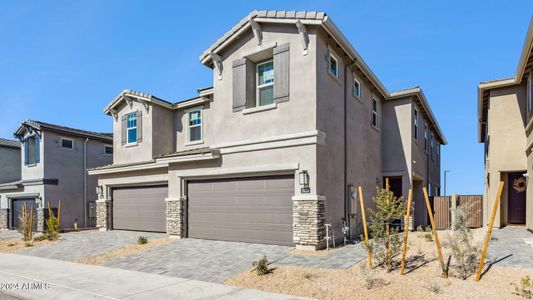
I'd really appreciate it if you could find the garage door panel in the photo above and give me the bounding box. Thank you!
[113,185,167,232]
[188,176,294,245]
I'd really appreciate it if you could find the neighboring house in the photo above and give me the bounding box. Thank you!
[0,120,113,231]
[478,17,533,231]
[89,10,445,249]
[0,139,21,184]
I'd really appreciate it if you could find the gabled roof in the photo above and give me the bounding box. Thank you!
[478,16,533,142]
[199,10,446,145]
[389,87,447,145]
[14,120,112,143]
[103,88,214,116]
[0,138,20,148]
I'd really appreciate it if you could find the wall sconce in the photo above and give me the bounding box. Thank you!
[96,186,103,198]
[299,170,310,193]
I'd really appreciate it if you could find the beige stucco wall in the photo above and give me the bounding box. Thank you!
[484,83,527,227]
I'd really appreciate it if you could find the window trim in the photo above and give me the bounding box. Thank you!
[60,138,74,149]
[430,132,435,160]
[353,78,361,98]
[126,112,137,145]
[186,108,203,145]
[413,109,419,141]
[24,134,40,166]
[424,122,428,152]
[328,52,339,78]
[371,97,379,129]
[104,145,113,155]
[256,59,274,107]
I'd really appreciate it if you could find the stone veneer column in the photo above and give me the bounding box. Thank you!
[36,208,45,232]
[0,208,8,230]
[292,195,326,250]
[96,199,111,231]
[166,197,184,238]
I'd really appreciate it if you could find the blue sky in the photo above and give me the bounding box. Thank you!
[0,1,531,194]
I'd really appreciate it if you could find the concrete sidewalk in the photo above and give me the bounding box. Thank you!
[0,254,307,300]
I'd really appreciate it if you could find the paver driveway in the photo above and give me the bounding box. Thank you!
[19,230,167,261]
[105,238,367,283]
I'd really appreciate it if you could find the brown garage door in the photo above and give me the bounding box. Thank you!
[188,175,294,245]
[112,185,168,232]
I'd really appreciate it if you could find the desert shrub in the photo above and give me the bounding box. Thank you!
[138,236,148,245]
[512,276,533,299]
[33,235,47,242]
[443,205,480,280]
[44,212,60,241]
[359,263,388,290]
[7,243,16,247]
[426,282,441,294]
[252,256,270,275]
[424,232,433,242]
[303,271,312,279]
[364,188,405,271]
[18,204,35,242]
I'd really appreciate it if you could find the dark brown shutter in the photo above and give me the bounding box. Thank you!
[232,58,247,111]
[273,43,290,103]
[121,115,127,145]
[136,111,142,142]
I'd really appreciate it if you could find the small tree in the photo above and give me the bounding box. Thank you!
[44,203,60,241]
[19,204,35,242]
[366,188,406,272]
[443,205,480,279]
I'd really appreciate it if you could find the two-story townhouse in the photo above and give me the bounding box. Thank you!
[0,139,21,184]
[0,120,113,231]
[89,11,445,249]
[478,17,533,231]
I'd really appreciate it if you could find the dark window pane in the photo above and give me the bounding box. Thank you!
[61,139,73,149]
[128,128,137,143]
[190,126,201,141]
[259,86,274,106]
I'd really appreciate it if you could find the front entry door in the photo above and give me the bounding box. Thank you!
[508,172,526,224]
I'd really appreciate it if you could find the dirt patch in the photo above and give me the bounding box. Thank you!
[75,237,175,265]
[226,229,532,299]
[0,236,56,253]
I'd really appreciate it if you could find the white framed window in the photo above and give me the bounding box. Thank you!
[328,52,338,78]
[414,109,419,140]
[353,78,361,98]
[424,123,428,151]
[24,135,40,166]
[187,109,202,143]
[104,145,113,155]
[61,138,74,149]
[126,113,137,144]
[256,60,274,107]
[371,98,379,128]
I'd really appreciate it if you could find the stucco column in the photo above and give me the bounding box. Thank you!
[166,197,184,238]
[96,199,111,231]
[292,195,326,250]
[0,208,8,230]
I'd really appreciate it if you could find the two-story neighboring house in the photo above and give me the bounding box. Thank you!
[89,11,445,249]
[478,17,533,231]
[0,139,21,184]
[0,120,113,231]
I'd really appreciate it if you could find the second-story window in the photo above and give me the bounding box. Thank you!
[436,141,440,164]
[61,138,73,149]
[353,78,361,98]
[414,109,419,140]
[424,123,428,151]
[430,133,434,160]
[371,98,379,128]
[188,109,202,143]
[104,145,113,155]
[126,113,137,144]
[256,60,274,106]
[328,53,338,78]
[24,135,40,166]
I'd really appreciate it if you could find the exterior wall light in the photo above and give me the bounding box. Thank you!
[299,170,310,193]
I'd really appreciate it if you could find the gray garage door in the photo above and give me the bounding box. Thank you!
[112,185,168,232]
[187,175,294,245]
[11,199,38,230]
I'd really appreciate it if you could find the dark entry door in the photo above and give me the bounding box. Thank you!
[508,172,526,224]
[12,199,38,230]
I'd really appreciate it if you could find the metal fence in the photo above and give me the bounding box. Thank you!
[431,195,483,229]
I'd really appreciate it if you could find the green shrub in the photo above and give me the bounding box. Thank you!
[252,256,270,276]
[303,271,312,279]
[424,232,433,242]
[45,213,60,241]
[512,276,532,299]
[138,236,148,245]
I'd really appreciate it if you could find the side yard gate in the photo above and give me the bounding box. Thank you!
[431,195,483,229]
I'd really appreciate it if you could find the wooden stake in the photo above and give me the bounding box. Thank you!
[400,188,413,275]
[29,206,34,240]
[358,186,372,267]
[475,181,504,282]
[423,187,447,278]
[385,178,390,192]
[58,200,62,227]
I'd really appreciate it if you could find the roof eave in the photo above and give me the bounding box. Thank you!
[516,17,533,81]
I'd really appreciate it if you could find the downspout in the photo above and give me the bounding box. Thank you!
[344,61,356,231]
[83,138,88,228]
